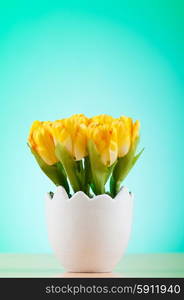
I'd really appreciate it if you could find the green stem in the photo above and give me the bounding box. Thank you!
[82,157,91,196]
[110,176,121,197]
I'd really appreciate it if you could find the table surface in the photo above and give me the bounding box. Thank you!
[0,253,183,278]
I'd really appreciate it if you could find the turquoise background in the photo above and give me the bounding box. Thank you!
[0,1,183,253]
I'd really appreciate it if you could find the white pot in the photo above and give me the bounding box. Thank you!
[46,186,133,273]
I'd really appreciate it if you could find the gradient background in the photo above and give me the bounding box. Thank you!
[0,1,184,254]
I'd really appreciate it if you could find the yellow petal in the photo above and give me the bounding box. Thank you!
[132,120,140,143]
[89,114,114,126]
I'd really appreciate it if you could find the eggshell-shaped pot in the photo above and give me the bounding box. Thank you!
[46,186,133,273]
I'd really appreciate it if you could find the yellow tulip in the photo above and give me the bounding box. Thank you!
[51,114,88,161]
[88,122,118,166]
[28,120,58,165]
[114,116,140,157]
[113,116,132,158]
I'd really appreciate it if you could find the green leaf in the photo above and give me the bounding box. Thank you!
[132,147,144,167]
[28,146,70,194]
[110,137,143,196]
[87,140,115,195]
[55,143,82,193]
[55,161,70,195]
[110,151,134,196]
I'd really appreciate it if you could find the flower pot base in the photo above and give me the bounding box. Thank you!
[46,186,133,272]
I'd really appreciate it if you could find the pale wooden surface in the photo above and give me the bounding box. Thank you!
[0,253,183,278]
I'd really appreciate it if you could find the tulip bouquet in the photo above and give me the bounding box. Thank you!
[28,114,143,198]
